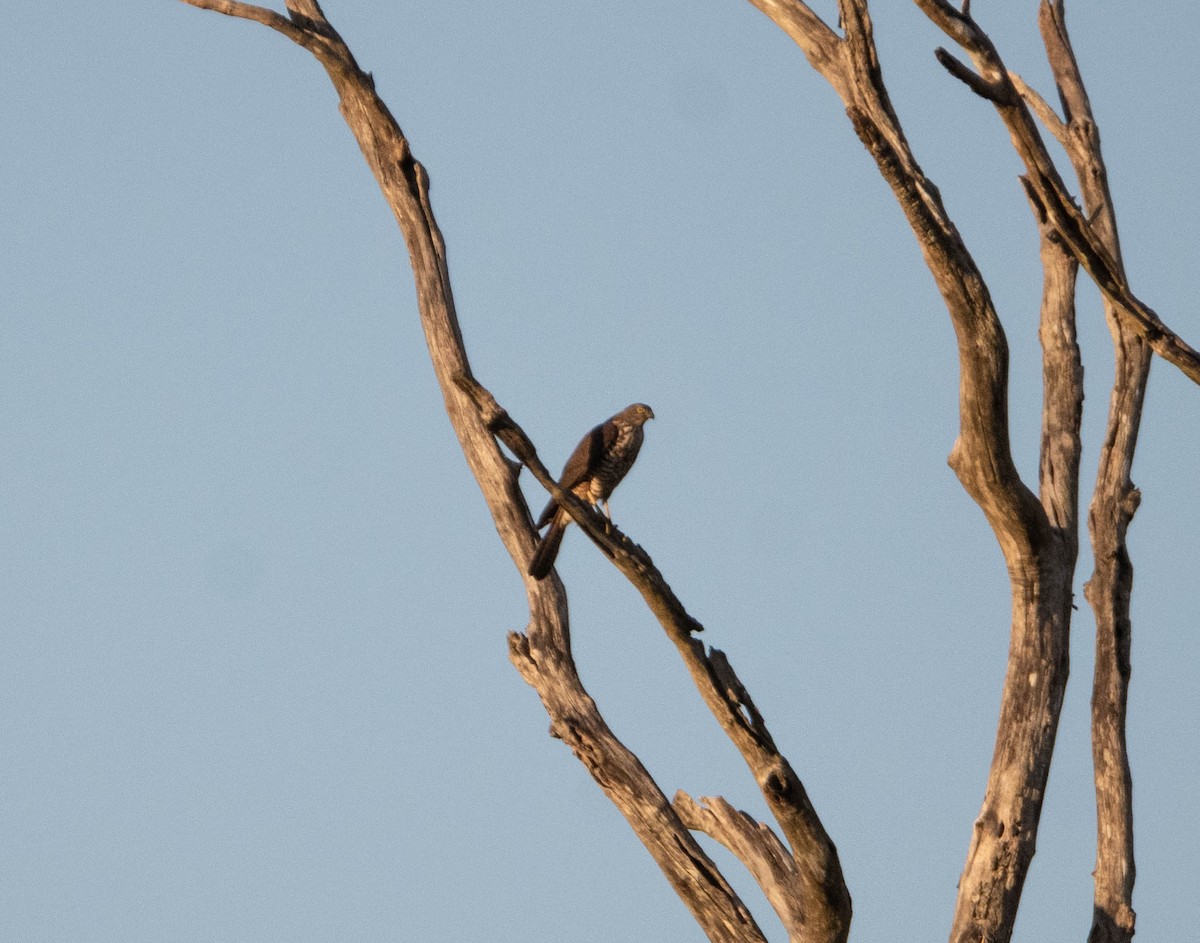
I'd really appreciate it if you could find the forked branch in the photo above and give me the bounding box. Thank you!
[178,4,772,940]
[920,0,1200,386]
[745,4,1077,943]
[180,3,850,940]
[457,375,852,943]
[1033,4,1141,941]
[924,6,1143,937]
[675,792,814,937]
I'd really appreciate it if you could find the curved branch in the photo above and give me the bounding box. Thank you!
[179,0,306,43]
[179,4,768,941]
[675,793,813,939]
[822,2,1049,557]
[743,0,843,87]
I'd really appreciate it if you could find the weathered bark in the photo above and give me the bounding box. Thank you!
[749,2,1198,940]
[745,4,1076,941]
[181,3,849,941]
[918,0,1200,389]
[179,3,1192,942]
[928,2,1146,938]
[1028,4,1141,939]
[459,380,852,943]
[177,4,768,940]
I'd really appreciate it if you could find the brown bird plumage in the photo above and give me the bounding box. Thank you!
[528,403,654,580]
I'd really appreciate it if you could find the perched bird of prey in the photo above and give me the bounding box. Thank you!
[528,403,654,580]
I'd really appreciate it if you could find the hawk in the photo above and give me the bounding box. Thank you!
[528,403,654,580]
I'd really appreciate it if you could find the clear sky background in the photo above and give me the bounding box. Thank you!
[3,3,1198,941]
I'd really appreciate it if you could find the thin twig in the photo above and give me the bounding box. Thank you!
[178,0,300,38]
[1009,71,1068,145]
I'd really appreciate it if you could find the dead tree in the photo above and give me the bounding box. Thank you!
[178,2,1196,942]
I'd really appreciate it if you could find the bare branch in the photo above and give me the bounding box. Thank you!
[284,0,326,19]
[178,5,776,939]
[456,375,851,943]
[1022,177,1083,540]
[506,624,769,943]
[178,0,301,39]
[752,6,1080,943]
[1036,4,1140,941]
[772,3,1048,560]
[918,0,1200,387]
[744,0,843,87]
[675,793,813,939]
[935,47,1012,103]
[1009,71,1069,146]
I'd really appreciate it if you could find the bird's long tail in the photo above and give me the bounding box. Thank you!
[528,512,568,580]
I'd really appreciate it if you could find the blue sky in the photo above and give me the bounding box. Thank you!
[3,3,1198,941]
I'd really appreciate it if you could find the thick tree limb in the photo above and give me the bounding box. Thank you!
[1024,176,1083,542]
[178,4,773,940]
[746,5,1076,943]
[1034,4,1141,941]
[839,1,1050,558]
[919,2,1147,939]
[925,2,1143,936]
